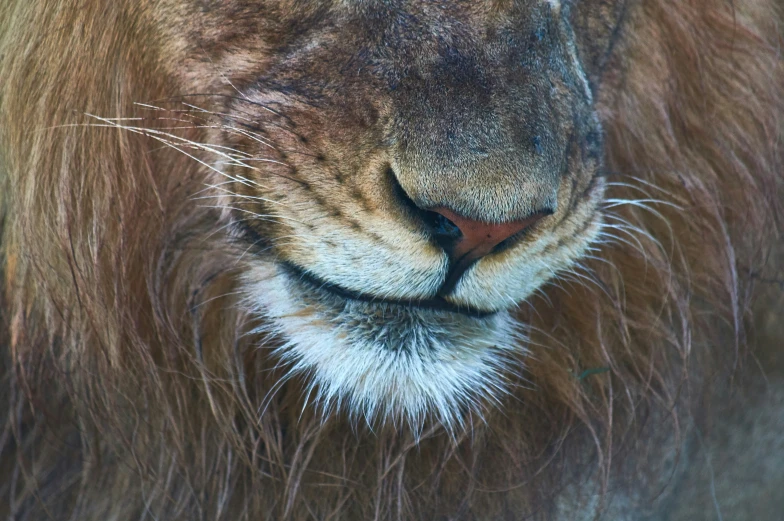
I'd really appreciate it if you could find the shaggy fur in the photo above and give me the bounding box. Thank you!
[1,0,783,519]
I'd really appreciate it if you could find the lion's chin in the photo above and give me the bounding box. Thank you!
[243,262,526,429]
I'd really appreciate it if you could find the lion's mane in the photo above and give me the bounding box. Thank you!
[1,1,782,519]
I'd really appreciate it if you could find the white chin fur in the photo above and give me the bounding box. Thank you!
[243,263,526,430]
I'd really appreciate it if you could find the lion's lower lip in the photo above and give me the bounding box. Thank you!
[281,262,496,318]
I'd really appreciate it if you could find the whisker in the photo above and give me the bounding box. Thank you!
[84,113,307,186]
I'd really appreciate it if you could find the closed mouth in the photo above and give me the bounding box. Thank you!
[281,262,496,318]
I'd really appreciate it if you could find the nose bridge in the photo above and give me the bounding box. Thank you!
[391,124,562,224]
[385,19,576,223]
[391,63,565,224]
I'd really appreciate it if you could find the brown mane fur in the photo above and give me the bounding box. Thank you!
[1,0,783,519]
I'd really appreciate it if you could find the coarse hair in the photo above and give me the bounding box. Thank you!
[1,0,782,519]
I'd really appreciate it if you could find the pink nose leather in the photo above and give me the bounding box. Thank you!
[431,208,547,262]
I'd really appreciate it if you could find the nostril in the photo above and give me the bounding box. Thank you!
[426,212,462,241]
[386,163,549,258]
[430,206,551,263]
[387,165,463,243]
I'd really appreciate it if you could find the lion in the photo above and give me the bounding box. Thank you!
[1,0,783,519]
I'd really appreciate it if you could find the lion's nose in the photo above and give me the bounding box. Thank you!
[426,206,551,292]
[429,207,549,262]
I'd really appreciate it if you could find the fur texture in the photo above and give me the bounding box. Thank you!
[1,0,783,519]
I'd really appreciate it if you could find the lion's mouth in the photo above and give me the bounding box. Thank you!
[281,262,495,318]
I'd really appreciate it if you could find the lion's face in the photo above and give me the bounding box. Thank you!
[162,0,621,425]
